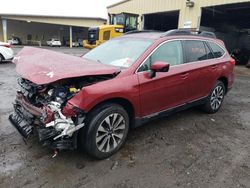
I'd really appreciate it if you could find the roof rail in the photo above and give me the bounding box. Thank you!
[161,29,217,39]
[161,29,192,37]
[199,31,217,39]
[125,30,160,35]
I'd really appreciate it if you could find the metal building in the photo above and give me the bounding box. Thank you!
[0,14,106,47]
[107,0,250,52]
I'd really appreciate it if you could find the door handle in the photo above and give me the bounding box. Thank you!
[211,65,218,69]
[180,73,189,79]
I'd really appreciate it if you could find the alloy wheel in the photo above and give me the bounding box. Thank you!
[96,113,126,153]
[210,85,224,110]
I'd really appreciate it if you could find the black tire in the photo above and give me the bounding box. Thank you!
[201,80,226,113]
[80,103,129,159]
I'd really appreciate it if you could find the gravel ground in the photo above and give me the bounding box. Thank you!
[0,46,250,188]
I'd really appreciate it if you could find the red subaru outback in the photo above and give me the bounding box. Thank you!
[9,30,235,159]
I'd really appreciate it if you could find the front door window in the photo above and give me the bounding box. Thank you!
[138,40,183,72]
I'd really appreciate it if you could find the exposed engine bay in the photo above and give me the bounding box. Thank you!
[9,75,113,151]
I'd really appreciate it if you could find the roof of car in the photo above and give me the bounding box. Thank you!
[121,32,164,40]
[121,30,219,42]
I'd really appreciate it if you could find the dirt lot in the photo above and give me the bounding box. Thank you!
[0,46,250,188]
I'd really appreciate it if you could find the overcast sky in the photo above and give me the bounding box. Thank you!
[0,0,121,19]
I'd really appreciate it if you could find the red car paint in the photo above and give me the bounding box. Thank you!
[14,47,120,85]
[15,34,235,120]
[66,37,234,119]
[151,61,170,72]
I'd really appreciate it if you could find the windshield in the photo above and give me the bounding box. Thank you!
[83,38,153,68]
[113,15,125,25]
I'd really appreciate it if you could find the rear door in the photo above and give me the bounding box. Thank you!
[182,40,216,101]
[207,41,229,89]
[137,40,190,117]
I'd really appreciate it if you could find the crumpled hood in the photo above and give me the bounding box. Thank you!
[14,47,120,85]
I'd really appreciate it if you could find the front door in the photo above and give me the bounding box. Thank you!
[137,40,190,117]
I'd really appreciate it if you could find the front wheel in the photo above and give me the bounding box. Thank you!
[202,80,226,113]
[81,104,129,159]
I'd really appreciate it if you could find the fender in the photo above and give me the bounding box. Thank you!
[67,74,141,117]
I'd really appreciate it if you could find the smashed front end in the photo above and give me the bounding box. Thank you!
[9,47,119,152]
[9,77,87,150]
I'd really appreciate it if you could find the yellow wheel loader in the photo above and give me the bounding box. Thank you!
[83,12,139,49]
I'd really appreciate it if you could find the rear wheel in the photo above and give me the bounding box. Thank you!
[81,104,129,159]
[202,80,226,113]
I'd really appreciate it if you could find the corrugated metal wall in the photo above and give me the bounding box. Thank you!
[108,0,250,29]
[108,0,183,14]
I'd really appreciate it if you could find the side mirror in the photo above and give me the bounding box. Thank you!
[149,61,170,78]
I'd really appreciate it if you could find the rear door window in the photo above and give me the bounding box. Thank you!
[183,40,208,62]
[208,42,225,58]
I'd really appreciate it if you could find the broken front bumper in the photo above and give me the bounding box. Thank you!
[8,92,40,139]
[9,111,33,139]
[9,92,81,150]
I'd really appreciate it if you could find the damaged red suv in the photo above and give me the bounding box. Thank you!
[9,30,235,159]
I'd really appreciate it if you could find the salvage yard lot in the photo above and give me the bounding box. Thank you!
[0,47,250,188]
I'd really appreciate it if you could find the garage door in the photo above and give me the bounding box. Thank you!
[143,11,179,31]
[200,2,250,65]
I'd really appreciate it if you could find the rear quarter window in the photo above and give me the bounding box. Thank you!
[208,42,225,58]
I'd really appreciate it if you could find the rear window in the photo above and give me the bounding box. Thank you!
[208,42,225,58]
[183,40,208,62]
